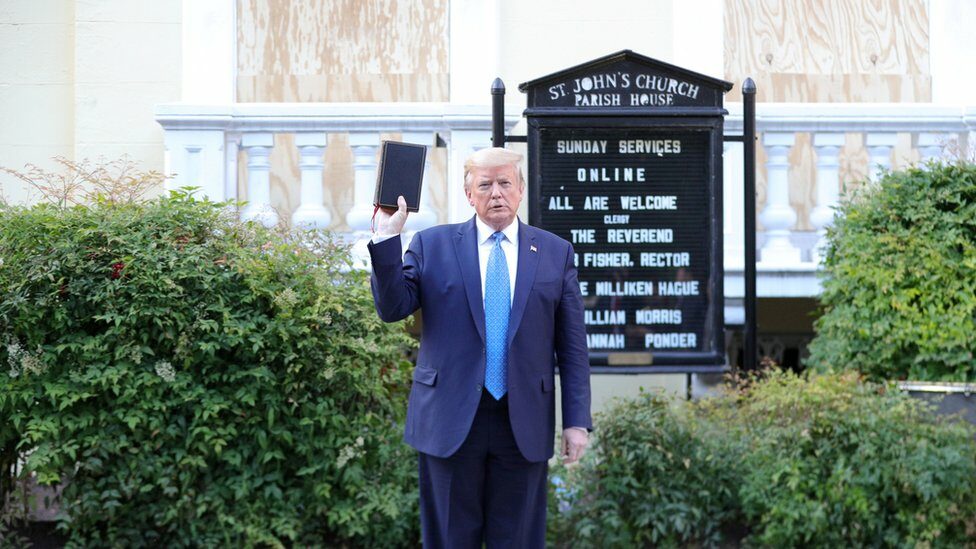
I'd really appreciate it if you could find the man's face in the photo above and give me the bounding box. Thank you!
[466,163,524,231]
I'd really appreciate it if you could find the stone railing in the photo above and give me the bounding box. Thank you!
[155,103,521,260]
[156,102,975,298]
[721,103,975,307]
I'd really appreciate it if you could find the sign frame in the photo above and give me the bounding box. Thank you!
[518,50,734,374]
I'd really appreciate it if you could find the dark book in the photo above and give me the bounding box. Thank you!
[374,140,427,213]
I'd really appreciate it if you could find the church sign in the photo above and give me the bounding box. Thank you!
[519,50,733,372]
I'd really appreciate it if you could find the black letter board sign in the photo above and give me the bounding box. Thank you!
[519,50,733,372]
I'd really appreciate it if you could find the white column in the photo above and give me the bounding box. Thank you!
[240,133,278,228]
[400,131,438,235]
[291,133,331,230]
[163,130,227,201]
[450,0,500,104]
[722,140,745,270]
[929,0,976,105]
[865,133,897,183]
[759,132,801,265]
[224,132,240,201]
[916,133,944,164]
[346,133,381,233]
[181,0,236,103]
[345,133,380,266]
[445,130,492,223]
[810,133,845,264]
[964,106,976,157]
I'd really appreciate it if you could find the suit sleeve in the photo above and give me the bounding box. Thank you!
[554,242,592,430]
[367,232,424,322]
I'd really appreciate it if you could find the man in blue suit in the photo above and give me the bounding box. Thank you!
[369,147,591,548]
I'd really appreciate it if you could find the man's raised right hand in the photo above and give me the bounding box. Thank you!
[376,195,409,236]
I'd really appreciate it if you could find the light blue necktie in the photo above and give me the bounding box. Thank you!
[484,231,510,400]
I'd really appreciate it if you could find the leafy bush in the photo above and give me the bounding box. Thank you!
[719,370,976,547]
[807,161,976,381]
[0,181,419,546]
[547,392,743,548]
[551,371,976,548]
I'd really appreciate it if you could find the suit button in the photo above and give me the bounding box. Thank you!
[476,384,482,392]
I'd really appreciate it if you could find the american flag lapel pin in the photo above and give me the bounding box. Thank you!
[530,245,538,253]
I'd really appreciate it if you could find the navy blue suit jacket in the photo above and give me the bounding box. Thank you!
[368,216,592,462]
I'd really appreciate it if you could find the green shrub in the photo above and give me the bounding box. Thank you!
[709,370,976,547]
[0,186,419,547]
[547,392,743,548]
[552,371,976,548]
[807,161,976,381]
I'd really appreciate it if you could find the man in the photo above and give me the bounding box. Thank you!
[368,147,591,548]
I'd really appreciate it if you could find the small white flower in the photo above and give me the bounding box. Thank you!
[336,442,364,468]
[5,340,45,376]
[126,346,143,365]
[273,288,299,310]
[154,360,176,382]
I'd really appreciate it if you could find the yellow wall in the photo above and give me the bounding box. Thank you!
[0,0,182,205]
[0,1,75,204]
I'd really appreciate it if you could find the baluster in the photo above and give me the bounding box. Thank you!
[224,132,241,202]
[400,132,438,230]
[865,133,896,183]
[240,133,278,228]
[916,133,943,164]
[291,133,331,230]
[345,133,380,265]
[759,132,801,265]
[810,133,844,264]
[445,130,492,223]
[966,107,976,160]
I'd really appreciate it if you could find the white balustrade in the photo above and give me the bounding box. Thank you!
[156,102,975,295]
[759,132,801,265]
[810,133,844,264]
[292,132,331,230]
[865,133,897,182]
[240,133,278,228]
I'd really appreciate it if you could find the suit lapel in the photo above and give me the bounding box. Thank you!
[507,221,539,348]
[454,217,486,344]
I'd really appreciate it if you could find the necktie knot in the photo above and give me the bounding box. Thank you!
[491,231,505,246]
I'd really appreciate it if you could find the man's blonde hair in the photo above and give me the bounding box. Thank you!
[463,147,525,190]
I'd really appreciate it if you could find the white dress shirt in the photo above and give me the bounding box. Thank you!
[475,216,518,304]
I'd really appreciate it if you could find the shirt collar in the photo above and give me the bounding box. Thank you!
[475,215,519,246]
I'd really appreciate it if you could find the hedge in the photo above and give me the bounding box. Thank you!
[0,186,420,547]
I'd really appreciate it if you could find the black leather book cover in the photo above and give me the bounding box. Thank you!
[374,140,426,212]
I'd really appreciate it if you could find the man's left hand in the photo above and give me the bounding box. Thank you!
[561,428,589,464]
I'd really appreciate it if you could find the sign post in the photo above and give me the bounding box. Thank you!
[515,50,734,373]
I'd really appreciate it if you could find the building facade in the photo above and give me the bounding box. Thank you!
[3,0,975,407]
